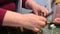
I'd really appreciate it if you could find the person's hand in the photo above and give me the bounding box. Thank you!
[25,0,48,16]
[32,5,48,16]
[19,14,47,32]
[3,11,47,32]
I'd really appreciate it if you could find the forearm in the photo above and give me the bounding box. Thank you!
[25,0,40,9]
[2,11,23,27]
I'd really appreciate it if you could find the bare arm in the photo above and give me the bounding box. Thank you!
[25,0,48,16]
[2,10,46,32]
[2,11,23,27]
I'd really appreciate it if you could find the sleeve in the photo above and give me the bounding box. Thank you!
[0,8,6,26]
[22,0,27,8]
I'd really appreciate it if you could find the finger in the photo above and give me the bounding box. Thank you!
[33,19,46,27]
[33,27,40,32]
[44,9,49,16]
[27,24,40,32]
[32,26,42,33]
[33,23,41,29]
[41,9,48,16]
[39,16,47,21]
[28,22,41,32]
[40,7,49,16]
[37,21,46,27]
[23,23,40,32]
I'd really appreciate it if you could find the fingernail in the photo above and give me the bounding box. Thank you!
[40,22,45,26]
[34,28,39,32]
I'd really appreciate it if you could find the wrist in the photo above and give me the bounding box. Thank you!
[25,0,36,9]
[2,11,23,27]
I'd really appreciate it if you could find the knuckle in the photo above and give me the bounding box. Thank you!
[42,22,46,26]
[40,16,47,21]
[40,22,46,27]
[42,22,47,27]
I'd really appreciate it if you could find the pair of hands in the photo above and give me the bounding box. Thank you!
[22,0,48,32]
[3,6,48,32]
[20,0,48,32]
[3,0,48,32]
[20,5,48,32]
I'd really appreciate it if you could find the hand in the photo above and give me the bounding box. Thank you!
[25,0,48,16]
[19,14,47,32]
[32,5,48,16]
[3,11,47,32]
